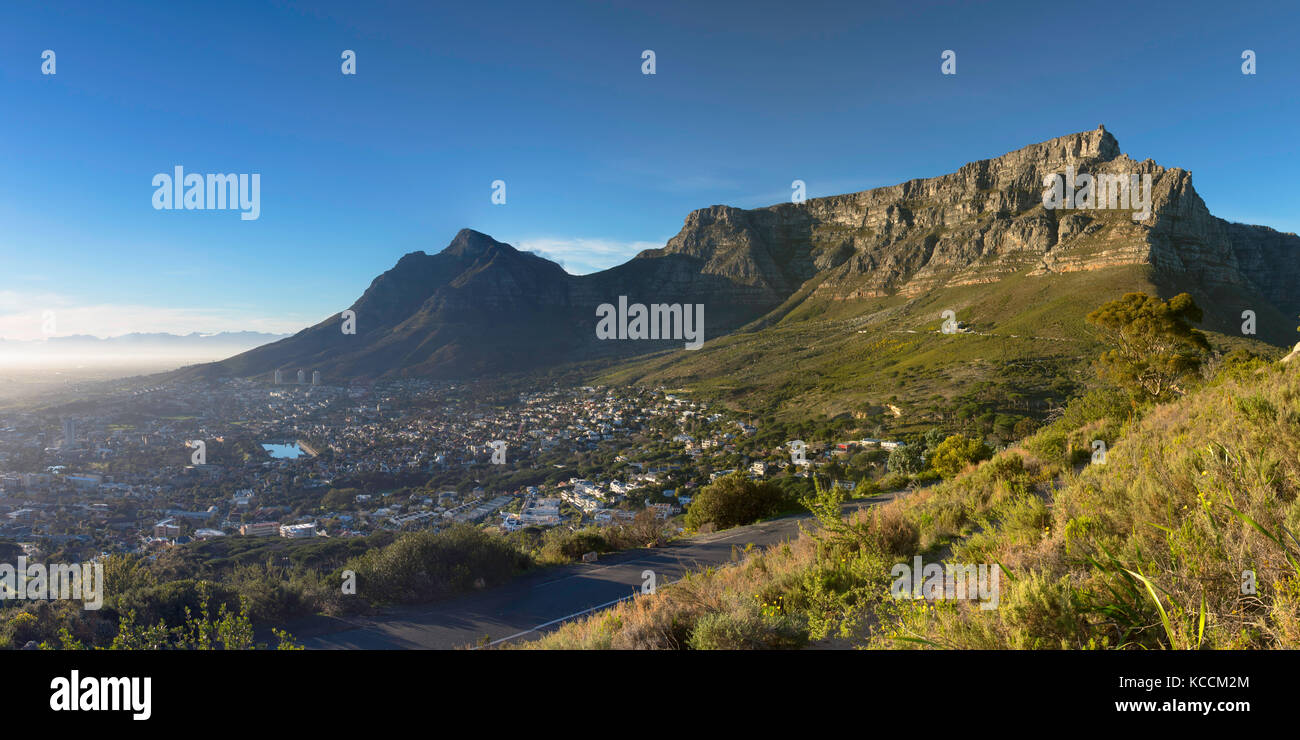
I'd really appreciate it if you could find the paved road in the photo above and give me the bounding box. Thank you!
[291,495,892,650]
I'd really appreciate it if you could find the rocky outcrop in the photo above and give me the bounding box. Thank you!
[649,126,1298,320]
[1283,343,1300,364]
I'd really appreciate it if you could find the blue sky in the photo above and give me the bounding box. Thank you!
[1,0,1297,339]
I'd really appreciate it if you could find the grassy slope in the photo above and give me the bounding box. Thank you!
[528,357,1300,649]
[597,264,1277,429]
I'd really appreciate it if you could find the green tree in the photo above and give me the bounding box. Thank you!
[1086,292,1210,403]
[684,473,788,531]
[922,428,946,456]
[929,434,992,479]
[886,444,923,475]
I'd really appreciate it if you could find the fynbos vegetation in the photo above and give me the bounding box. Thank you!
[525,294,1300,650]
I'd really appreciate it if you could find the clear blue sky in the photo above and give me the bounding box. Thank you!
[2,0,1296,339]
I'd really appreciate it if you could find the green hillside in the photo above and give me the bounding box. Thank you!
[531,343,1300,649]
[597,264,1279,432]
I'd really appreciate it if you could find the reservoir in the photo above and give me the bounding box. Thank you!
[262,442,304,459]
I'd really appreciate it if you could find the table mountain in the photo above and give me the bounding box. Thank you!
[185,126,1299,386]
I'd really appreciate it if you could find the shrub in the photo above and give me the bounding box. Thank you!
[1024,427,1068,467]
[684,473,790,531]
[929,435,992,479]
[539,528,611,563]
[848,505,920,557]
[343,525,530,605]
[887,444,924,475]
[877,471,910,491]
[687,609,804,650]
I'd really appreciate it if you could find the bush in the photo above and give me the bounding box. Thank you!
[687,609,806,650]
[684,473,791,531]
[887,444,924,475]
[929,435,992,479]
[343,525,530,605]
[6,612,41,646]
[114,579,242,629]
[1212,349,1272,386]
[1057,386,1130,431]
[1002,573,1094,649]
[1024,427,1068,466]
[849,505,920,557]
[877,471,910,491]
[539,528,611,563]
[852,478,880,498]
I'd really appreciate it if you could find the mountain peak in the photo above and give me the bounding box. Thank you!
[977,125,1121,173]
[1090,124,1119,158]
[442,228,514,259]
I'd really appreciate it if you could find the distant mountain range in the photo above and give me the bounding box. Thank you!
[0,331,288,366]
[184,127,1299,403]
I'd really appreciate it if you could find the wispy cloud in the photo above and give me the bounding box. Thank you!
[517,237,667,274]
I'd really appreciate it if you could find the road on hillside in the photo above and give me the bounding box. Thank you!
[290,495,894,650]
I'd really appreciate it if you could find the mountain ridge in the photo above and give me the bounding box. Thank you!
[184,126,1299,385]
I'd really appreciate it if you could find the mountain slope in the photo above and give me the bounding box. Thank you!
[598,127,1298,422]
[187,127,1298,395]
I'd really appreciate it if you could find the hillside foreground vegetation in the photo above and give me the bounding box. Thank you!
[524,296,1300,649]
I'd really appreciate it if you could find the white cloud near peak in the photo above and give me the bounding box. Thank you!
[516,237,665,275]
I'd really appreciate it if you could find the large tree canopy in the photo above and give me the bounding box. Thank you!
[1086,292,1210,403]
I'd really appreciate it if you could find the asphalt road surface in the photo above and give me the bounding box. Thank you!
[291,495,892,650]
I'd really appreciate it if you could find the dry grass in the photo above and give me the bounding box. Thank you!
[527,361,1300,650]
[881,361,1300,649]
[521,537,822,650]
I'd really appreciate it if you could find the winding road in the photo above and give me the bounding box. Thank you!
[290,494,893,649]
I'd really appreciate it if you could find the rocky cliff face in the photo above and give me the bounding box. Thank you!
[193,127,1298,381]
[651,126,1298,317]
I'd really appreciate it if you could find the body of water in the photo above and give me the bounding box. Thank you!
[262,442,304,459]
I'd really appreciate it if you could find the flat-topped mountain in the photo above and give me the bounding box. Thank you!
[186,127,1298,390]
